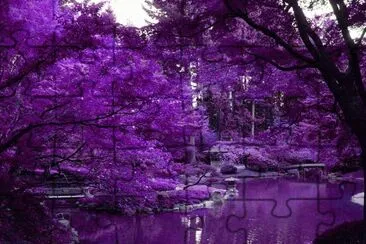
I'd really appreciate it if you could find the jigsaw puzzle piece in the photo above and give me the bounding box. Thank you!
[225,176,361,242]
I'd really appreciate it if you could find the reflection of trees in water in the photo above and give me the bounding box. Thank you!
[70,212,128,242]
[73,212,166,243]
[183,215,204,244]
[76,212,206,243]
[70,178,362,243]
[0,195,71,243]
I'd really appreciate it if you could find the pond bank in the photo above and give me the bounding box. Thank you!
[64,175,364,244]
[73,168,363,216]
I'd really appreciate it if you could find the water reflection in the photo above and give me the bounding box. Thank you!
[182,216,203,244]
[69,178,363,244]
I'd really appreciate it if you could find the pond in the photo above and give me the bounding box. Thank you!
[69,177,363,244]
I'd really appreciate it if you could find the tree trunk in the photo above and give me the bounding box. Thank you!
[331,80,366,229]
[251,101,255,137]
[362,149,366,238]
[186,136,196,164]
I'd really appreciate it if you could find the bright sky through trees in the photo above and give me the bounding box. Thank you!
[102,0,362,38]
[93,0,153,27]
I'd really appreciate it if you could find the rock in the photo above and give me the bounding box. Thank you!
[211,191,224,204]
[166,185,210,201]
[220,165,237,174]
[351,192,364,206]
[313,220,364,244]
[304,168,324,179]
[243,147,279,172]
[224,188,238,200]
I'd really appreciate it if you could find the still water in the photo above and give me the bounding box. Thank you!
[69,177,363,244]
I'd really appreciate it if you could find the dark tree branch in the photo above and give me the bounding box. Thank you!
[356,27,366,47]
[289,0,346,80]
[327,0,366,103]
[54,142,86,165]
[329,0,354,51]
[244,50,314,71]
[0,105,128,154]
[224,0,316,64]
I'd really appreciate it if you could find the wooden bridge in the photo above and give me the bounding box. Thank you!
[28,185,91,199]
[27,173,93,199]
[284,163,326,170]
[44,187,88,199]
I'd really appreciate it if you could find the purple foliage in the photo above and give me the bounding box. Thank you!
[0,0,365,241]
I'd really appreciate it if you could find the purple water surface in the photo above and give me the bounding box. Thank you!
[69,177,363,244]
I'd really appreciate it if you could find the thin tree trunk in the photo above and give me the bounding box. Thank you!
[251,101,255,137]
